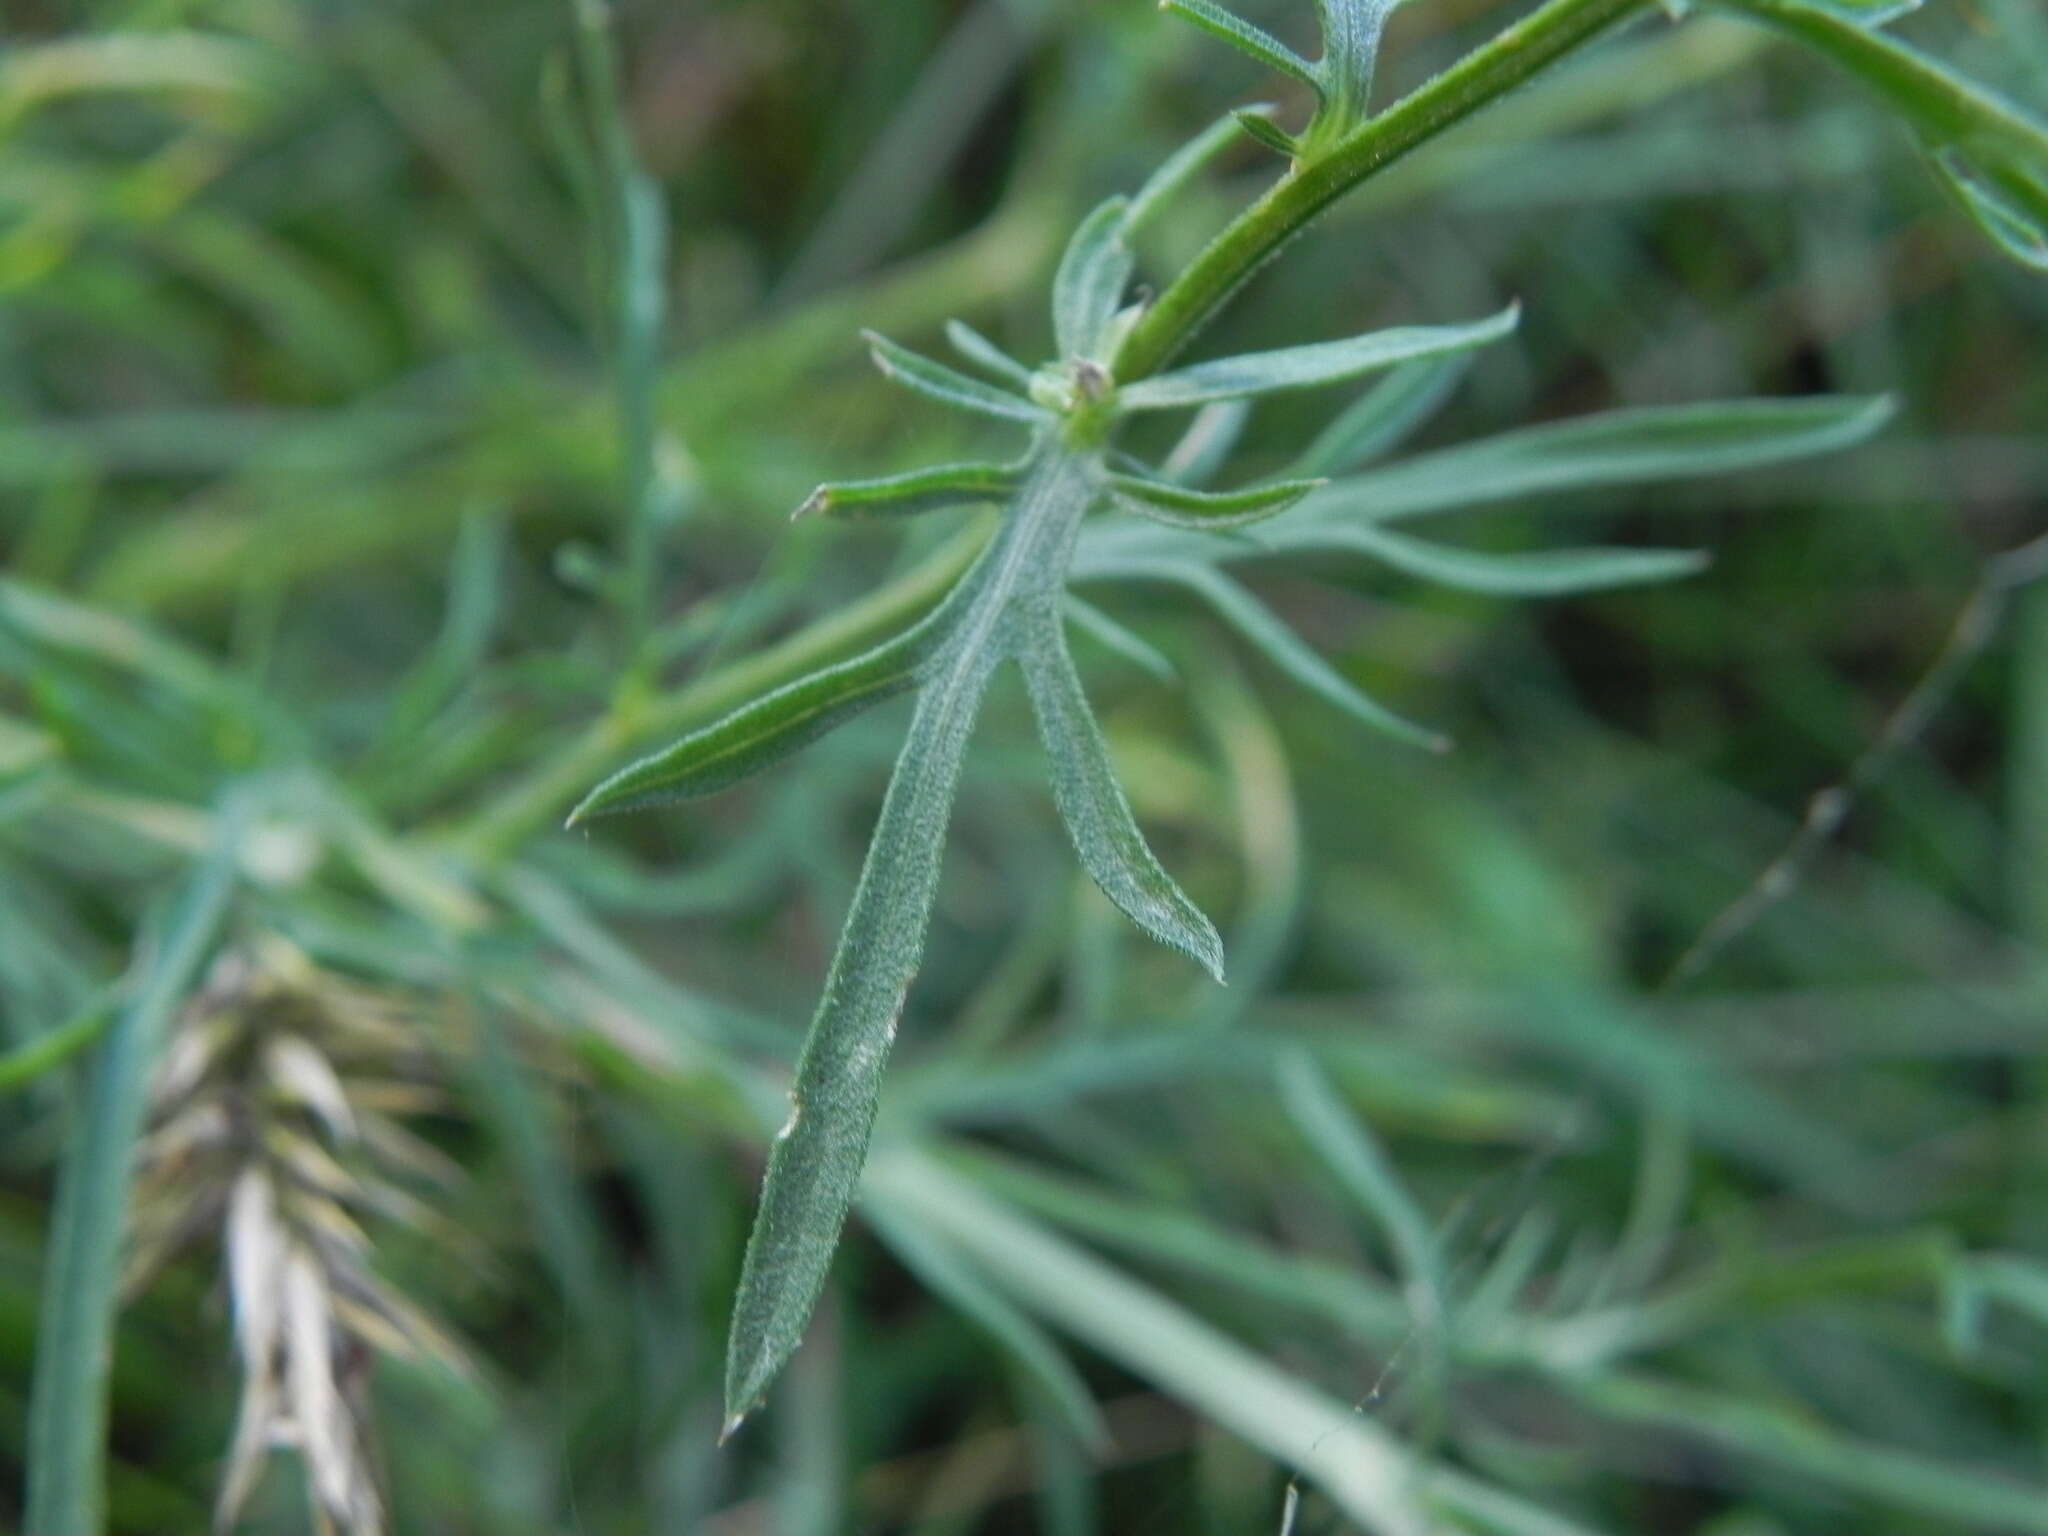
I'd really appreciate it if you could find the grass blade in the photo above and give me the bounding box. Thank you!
[1119,305,1518,411]
[26,793,245,1536]
[1019,620,1224,979]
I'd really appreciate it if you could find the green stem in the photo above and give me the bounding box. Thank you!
[1113,0,1655,382]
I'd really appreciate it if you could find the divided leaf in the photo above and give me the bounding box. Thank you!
[1053,197,1136,361]
[1129,560,1448,752]
[1020,621,1224,979]
[1118,304,1519,410]
[1106,470,1323,531]
[863,331,1049,423]
[1331,525,1709,595]
[797,461,1018,521]
[567,613,945,823]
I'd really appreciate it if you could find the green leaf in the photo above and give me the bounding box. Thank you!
[945,319,1035,387]
[1331,524,1709,595]
[1126,112,1250,234]
[1131,560,1449,752]
[1052,196,1134,361]
[1106,470,1324,530]
[1160,0,1321,92]
[1289,353,1469,477]
[1713,0,2048,271]
[1296,395,1896,526]
[1065,595,1177,682]
[567,604,950,823]
[1314,0,1399,126]
[1119,304,1519,410]
[863,330,1049,423]
[1231,105,1301,160]
[27,795,245,1536]
[795,460,1018,521]
[863,1201,1109,1449]
[723,651,997,1434]
[1019,621,1225,979]
[1158,399,1253,486]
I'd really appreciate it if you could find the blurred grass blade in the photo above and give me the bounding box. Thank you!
[1715,0,2048,270]
[0,994,116,1096]
[1105,471,1323,531]
[1019,623,1224,979]
[1160,0,1321,91]
[1119,305,1518,410]
[1052,197,1134,360]
[1332,525,1709,595]
[796,460,1018,521]
[1289,354,1470,477]
[1304,395,1896,525]
[864,1202,1109,1449]
[1134,561,1449,751]
[1065,595,1176,682]
[946,319,1034,386]
[27,794,245,1536]
[864,330,1049,423]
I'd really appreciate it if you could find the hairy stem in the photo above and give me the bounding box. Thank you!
[1114,0,1654,381]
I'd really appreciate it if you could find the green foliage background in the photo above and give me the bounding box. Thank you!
[3,0,2047,1531]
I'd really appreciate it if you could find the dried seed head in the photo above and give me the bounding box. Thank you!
[129,937,464,1536]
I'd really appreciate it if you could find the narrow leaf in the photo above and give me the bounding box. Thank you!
[1127,112,1251,234]
[796,460,1017,521]
[1289,353,1469,477]
[1714,0,2048,272]
[864,1202,1109,1449]
[1232,106,1301,159]
[863,330,1048,423]
[1107,470,1323,531]
[569,605,948,823]
[1136,561,1448,751]
[1065,595,1177,682]
[946,319,1035,387]
[27,796,245,1536]
[1314,0,1399,126]
[1298,395,1896,526]
[1331,524,1710,595]
[1020,622,1224,978]
[1052,197,1134,361]
[1161,0,1321,91]
[724,648,999,1433]
[1119,304,1519,410]
[1159,399,1253,486]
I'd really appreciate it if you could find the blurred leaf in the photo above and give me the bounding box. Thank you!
[1289,354,1470,477]
[946,318,1034,386]
[1160,0,1319,91]
[1064,595,1177,682]
[1332,525,1709,595]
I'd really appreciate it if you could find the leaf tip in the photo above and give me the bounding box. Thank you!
[718,1412,748,1447]
[792,486,830,521]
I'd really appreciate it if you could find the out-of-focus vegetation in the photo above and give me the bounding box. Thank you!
[3,1,2047,1532]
